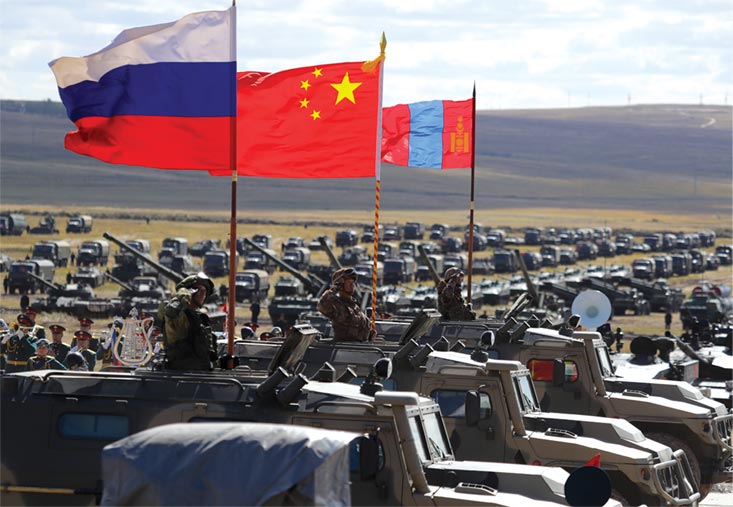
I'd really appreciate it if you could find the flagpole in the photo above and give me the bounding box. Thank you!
[466,83,476,304]
[225,1,237,368]
[371,33,386,337]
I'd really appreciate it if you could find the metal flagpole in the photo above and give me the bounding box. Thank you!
[371,33,386,337]
[225,0,237,368]
[466,83,476,303]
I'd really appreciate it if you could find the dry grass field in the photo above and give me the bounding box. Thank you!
[1,205,730,344]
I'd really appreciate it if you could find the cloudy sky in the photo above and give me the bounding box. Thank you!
[1,0,730,109]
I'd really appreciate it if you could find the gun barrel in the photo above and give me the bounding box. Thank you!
[26,271,60,291]
[319,237,342,269]
[103,271,135,292]
[417,245,441,285]
[103,232,184,284]
[513,249,539,303]
[243,238,324,294]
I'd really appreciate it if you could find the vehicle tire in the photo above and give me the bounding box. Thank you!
[646,432,709,500]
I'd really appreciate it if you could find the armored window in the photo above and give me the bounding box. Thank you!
[407,415,429,462]
[513,374,540,412]
[595,346,615,377]
[422,411,452,460]
[58,413,129,440]
[431,389,491,419]
[527,359,578,383]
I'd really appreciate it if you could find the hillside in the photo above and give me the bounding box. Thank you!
[1,100,730,215]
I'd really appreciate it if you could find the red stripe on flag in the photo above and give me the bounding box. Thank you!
[381,103,411,167]
[66,116,231,171]
[441,99,473,169]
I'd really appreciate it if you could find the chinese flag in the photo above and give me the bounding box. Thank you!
[229,61,382,178]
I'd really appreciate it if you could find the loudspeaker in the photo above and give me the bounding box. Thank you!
[571,290,612,329]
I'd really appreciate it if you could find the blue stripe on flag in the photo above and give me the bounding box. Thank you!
[59,61,236,122]
[407,100,444,169]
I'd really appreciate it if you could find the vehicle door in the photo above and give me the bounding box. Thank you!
[521,348,591,415]
[419,376,508,463]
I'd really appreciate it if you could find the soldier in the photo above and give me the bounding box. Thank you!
[664,310,673,332]
[48,324,71,363]
[157,273,218,371]
[250,299,261,326]
[24,308,46,339]
[317,267,374,342]
[3,314,39,373]
[71,317,99,351]
[70,330,97,371]
[437,267,476,321]
[614,327,624,353]
[97,318,124,367]
[27,339,67,371]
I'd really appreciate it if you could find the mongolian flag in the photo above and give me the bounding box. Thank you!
[231,60,383,178]
[48,7,236,171]
[381,99,473,169]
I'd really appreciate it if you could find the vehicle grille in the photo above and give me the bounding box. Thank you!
[651,449,701,506]
[713,413,733,452]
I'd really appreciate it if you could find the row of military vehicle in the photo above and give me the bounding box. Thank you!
[0,213,93,236]
[6,305,730,506]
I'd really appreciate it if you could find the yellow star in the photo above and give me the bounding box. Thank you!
[300,79,311,91]
[330,72,362,105]
[310,110,321,120]
[300,98,310,108]
[312,68,323,78]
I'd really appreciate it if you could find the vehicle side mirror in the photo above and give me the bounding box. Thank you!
[465,391,480,427]
[552,359,565,387]
[358,435,380,480]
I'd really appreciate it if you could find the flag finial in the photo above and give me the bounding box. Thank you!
[362,32,386,73]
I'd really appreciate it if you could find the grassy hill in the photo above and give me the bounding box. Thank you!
[1,100,730,215]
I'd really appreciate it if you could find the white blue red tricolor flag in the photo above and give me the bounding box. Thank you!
[49,7,235,171]
[381,99,473,169]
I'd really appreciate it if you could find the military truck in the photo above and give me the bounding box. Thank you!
[71,266,106,288]
[189,238,221,257]
[0,213,27,236]
[0,365,616,507]
[282,246,311,271]
[484,326,733,496]
[335,229,359,247]
[7,259,55,294]
[65,214,93,233]
[77,239,110,266]
[159,236,188,258]
[403,221,426,240]
[31,240,71,267]
[229,337,700,506]
[632,258,655,280]
[234,269,270,302]
[203,249,234,277]
[383,256,416,284]
[244,248,278,273]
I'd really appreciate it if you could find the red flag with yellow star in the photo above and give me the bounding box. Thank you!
[228,60,382,178]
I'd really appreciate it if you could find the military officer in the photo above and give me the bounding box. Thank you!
[317,267,374,342]
[27,339,67,371]
[70,316,99,351]
[48,324,71,363]
[158,273,218,371]
[70,330,97,371]
[437,267,476,321]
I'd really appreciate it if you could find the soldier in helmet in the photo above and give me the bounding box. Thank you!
[317,267,375,342]
[437,267,476,321]
[27,339,67,371]
[157,273,218,371]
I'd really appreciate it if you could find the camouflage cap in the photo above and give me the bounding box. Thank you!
[443,267,463,280]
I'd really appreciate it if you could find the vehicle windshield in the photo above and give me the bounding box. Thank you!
[422,411,452,460]
[33,245,53,255]
[514,373,541,412]
[236,274,256,284]
[595,345,615,377]
[10,264,32,275]
[407,415,429,462]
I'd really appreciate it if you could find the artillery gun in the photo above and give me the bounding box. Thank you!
[243,237,326,326]
[617,277,684,312]
[26,271,124,318]
[28,214,58,235]
[578,277,650,316]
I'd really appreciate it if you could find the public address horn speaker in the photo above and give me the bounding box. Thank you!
[571,290,612,329]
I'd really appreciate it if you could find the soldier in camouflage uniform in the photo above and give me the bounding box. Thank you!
[437,267,476,321]
[158,273,217,371]
[318,267,375,342]
[27,339,67,371]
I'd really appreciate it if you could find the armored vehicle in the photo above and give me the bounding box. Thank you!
[0,213,27,236]
[31,240,71,267]
[29,215,58,234]
[0,364,615,507]
[66,214,93,233]
[25,271,96,312]
[189,238,221,257]
[715,245,732,265]
[338,245,370,266]
[71,266,106,288]
[618,277,684,313]
[110,238,155,281]
[632,258,655,280]
[484,326,732,496]
[307,234,333,251]
[576,242,599,260]
[7,259,55,294]
[680,284,733,329]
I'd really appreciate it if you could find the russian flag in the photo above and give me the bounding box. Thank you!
[381,99,473,169]
[49,7,236,171]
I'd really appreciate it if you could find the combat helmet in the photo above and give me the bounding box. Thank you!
[175,273,215,295]
[443,267,463,280]
[65,351,88,371]
[331,267,357,286]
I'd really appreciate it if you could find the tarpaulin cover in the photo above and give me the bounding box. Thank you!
[101,422,357,506]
